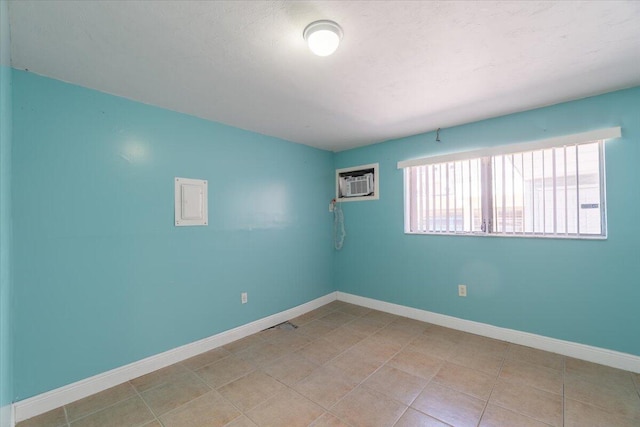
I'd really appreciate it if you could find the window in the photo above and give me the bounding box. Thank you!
[399,128,621,239]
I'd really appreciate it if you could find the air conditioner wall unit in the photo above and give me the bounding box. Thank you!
[345,173,374,197]
[336,163,379,202]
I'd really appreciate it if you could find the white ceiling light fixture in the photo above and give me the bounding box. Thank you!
[303,20,343,57]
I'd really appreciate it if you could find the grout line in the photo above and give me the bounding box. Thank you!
[390,407,410,427]
[474,342,508,426]
[62,387,142,425]
[323,320,431,416]
[130,381,162,426]
[154,367,221,421]
[562,355,566,427]
[28,301,637,427]
[62,405,70,426]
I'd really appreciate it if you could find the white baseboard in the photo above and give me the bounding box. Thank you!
[15,290,640,423]
[0,403,13,427]
[13,292,337,423]
[337,292,640,374]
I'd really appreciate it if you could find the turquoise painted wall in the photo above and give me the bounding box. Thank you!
[11,71,335,399]
[7,67,640,403]
[335,87,640,357]
[0,65,12,426]
[0,0,14,423]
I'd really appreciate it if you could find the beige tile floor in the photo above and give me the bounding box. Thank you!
[17,301,640,427]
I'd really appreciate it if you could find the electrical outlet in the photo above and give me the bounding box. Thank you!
[241,292,248,304]
[458,284,467,297]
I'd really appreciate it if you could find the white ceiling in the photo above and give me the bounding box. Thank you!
[8,1,640,152]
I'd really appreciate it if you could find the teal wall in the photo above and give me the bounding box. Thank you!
[0,65,12,426]
[11,71,335,399]
[6,64,640,403]
[335,86,640,357]
[0,0,14,423]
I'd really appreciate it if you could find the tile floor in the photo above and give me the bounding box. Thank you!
[17,301,640,427]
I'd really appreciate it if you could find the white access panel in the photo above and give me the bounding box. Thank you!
[174,177,208,226]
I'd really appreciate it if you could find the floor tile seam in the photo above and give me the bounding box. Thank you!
[332,410,358,427]
[228,368,309,416]
[195,368,258,391]
[314,411,355,427]
[130,366,193,394]
[359,380,425,411]
[505,352,566,372]
[475,349,507,427]
[306,333,367,369]
[494,373,565,399]
[223,338,267,354]
[438,359,499,379]
[260,390,340,427]
[563,376,640,403]
[212,388,253,427]
[404,368,432,408]
[208,368,262,393]
[501,353,565,374]
[139,368,213,401]
[562,393,640,420]
[562,354,566,427]
[390,407,410,427]
[453,339,510,355]
[325,381,409,426]
[379,332,446,381]
[324,329,427,414]
[129,385,163,427]
[234,345,293,367]
[563,369,638,392]
[296,317,343,329]
[450,345,508,363]
[339,322,385,338]
[176,352,235,371]
[63,404,70,425]
[64,391,145,425]
[423,372,492,405]
[299,411,326,427]
[488,401,558,427]
[259,346,318,370]
[429,374,494,402]
[259,360,319,389]
[179,351,234,372]
[292,343,343,368]
[496,372,564,397]
[402,405,454,427]
[149,374,221,422]
[263,337,315,354]
[385,357,444,382]
[327,323,371,342]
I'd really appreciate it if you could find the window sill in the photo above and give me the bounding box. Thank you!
[404,231,607,241]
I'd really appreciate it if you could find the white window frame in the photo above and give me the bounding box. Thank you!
[398,127,621,239]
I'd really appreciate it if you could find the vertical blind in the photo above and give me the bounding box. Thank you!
[400,127,620,238]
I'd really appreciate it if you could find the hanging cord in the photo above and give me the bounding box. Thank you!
[332,199,346,250]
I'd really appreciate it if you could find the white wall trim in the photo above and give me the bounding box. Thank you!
[337,292,640,373]
[397,126,622,169]
[0,403,13,427]
[14,292,337,423]
[15,289,640,423]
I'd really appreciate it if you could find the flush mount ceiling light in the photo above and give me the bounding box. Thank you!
[303,20,343,56]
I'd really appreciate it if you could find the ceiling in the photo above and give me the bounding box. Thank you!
[8,1,640,152]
